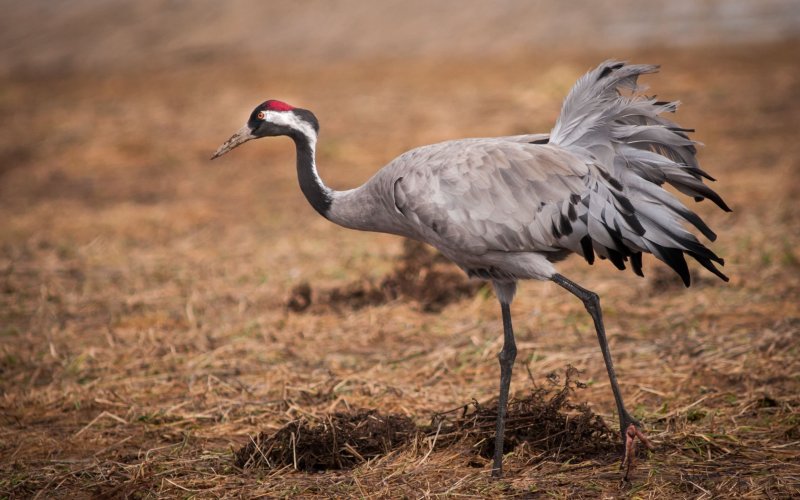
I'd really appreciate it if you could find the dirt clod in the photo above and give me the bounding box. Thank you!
[286,282,313,312]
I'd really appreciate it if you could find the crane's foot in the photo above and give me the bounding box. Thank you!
[620,421,654,481]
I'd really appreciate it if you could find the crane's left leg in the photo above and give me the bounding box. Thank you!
[491,281,517,478]
[551,273,653,477]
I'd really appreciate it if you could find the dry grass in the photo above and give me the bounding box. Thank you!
[1,41,799,498]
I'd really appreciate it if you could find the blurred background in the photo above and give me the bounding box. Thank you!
[1,0,799,74]
[1,1,799,497]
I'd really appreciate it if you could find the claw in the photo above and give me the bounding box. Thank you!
[620,423,654,480]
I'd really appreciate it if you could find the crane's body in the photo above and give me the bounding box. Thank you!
[212,61,730,478]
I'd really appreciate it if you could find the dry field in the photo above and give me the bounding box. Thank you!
[1,41,799,498]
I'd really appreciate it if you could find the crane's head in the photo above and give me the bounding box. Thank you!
[211,100,319,159]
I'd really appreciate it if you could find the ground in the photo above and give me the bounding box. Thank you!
[1,41,799,498]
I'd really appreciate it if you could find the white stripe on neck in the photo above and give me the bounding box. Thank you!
[264,110,317,152]
[264,110,327,192]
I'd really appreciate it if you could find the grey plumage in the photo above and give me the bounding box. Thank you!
[212,60,729,478]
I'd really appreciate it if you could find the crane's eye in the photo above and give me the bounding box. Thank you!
[257,111,265,120]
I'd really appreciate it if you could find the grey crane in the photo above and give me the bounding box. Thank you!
[212,61,730,478]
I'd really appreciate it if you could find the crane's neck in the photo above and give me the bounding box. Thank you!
[291,129,334,218]
[290,126,387,233]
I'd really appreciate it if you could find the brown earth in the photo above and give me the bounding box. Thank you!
[1,41,799,498]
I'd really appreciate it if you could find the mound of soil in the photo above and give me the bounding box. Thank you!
[286,239,484,313]
[234,410,416,471]
[431,366,616,461]
[235,367,615,472]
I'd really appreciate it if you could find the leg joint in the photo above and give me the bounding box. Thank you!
[583,290,600,312]
[498,342,517,364]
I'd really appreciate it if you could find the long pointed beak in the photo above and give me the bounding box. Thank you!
[211,125,256,160]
